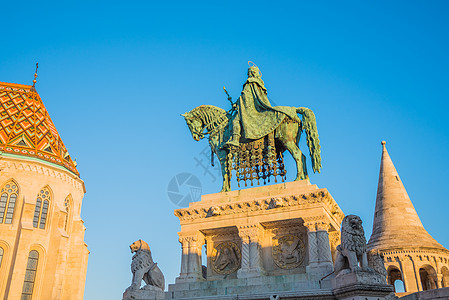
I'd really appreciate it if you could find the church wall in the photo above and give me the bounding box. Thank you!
[0,155,88,300]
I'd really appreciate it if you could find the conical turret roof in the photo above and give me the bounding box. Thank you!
[367,141,446,252]
[0,81,79,175]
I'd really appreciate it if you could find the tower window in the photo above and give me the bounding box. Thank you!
[33,187,51,229]
[21,250,39,300]
[0,181,19,224]
[0,247,3,268]
[63,197,71,232]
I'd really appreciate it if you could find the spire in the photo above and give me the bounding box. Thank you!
[31,62,38,92]
[367,141,446,251]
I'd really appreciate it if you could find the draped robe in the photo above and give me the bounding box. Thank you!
[235,76,298,140]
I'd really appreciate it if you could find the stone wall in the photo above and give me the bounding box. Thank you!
[0,155,89,299]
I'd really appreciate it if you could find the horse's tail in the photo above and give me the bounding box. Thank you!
[296,107,321,173]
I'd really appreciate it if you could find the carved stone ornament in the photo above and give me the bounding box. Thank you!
[272,235,305,269]
[211,241,241,275]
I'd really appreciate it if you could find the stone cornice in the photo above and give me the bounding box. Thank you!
[0,155,85,192]
[377,247,449,257]
[174,190,344,224]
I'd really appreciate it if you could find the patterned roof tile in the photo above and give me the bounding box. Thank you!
[0,81,79,176]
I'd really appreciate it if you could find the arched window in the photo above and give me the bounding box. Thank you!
[419,265,438,291]
[33,187,51,229]
[0,180,19,224]
[441,266,449,288]
[63,197,71,232]
[21,250,39,300]
[0,247,3,268]
[387,267,404,292]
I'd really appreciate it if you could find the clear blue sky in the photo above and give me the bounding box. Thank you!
[1,1,449,299]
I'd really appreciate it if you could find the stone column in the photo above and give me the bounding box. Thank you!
[401,255,418,292]
[176,231,205,283]
[434,257,442,289]
[305,221,333,275]
[316,222,333,267]
[436,274,443,289]
[412,258,423,291]
[237,225,264,278]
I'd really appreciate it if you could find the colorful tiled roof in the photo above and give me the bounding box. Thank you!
[0,82,79,176]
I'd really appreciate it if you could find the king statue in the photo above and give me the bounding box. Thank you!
[182,62,321,192]
[225,64,301,148]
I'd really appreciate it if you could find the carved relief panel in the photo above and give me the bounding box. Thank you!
[261,219,308,275]
[211,241,241,275]
[202,227,241,280]
[272,234,306,270]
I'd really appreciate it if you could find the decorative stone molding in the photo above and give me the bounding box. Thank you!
[206,206,221,217]
[267,198,284,209]
[1,158,84,191]
[174,190,344,225]
[238,224,260,239]
[315,222,331,231]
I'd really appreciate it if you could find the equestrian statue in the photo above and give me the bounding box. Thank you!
[182,62,321,192]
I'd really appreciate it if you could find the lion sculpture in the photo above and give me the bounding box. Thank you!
[334,215,372,275]
[127,239,165,291]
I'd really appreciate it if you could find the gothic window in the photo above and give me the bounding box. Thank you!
[0,247,3,268]
[33,187,51,229]
[21,250,39,300]
[0,180,19,224]
[63,197,71,232]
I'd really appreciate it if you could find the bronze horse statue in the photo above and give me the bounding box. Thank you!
[182,105,321,192]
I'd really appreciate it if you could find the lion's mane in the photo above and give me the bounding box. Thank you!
[340,215,367,255]
[131,240,154,273]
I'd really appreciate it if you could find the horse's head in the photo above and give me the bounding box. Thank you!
[182,111,204,141]
[182,105,228,142]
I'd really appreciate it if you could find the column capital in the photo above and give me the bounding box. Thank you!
[178,231,205,245]
[304,222,330,232]
[238,224,261,240]
[315,222,331,231]
[303,216,327,232]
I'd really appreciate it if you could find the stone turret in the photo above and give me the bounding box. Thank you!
[368,141,449,293]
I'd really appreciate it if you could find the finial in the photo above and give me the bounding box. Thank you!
[381,140,386,145]
[31,62,39,91]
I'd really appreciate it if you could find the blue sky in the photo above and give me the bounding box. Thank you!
[1,1,449,299]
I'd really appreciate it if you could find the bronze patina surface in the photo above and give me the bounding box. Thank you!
[182,64,321,192]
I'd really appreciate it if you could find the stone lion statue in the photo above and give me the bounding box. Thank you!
[334,215,371,275]
[127,239,165,291]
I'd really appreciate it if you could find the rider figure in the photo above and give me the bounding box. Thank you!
[225,64,295,148]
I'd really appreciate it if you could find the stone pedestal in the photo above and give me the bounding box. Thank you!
[169,180,344,299]
[332,271,396,300]
[123,286,165,300]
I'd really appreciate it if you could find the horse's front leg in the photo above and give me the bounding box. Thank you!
[217,150,231,192]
